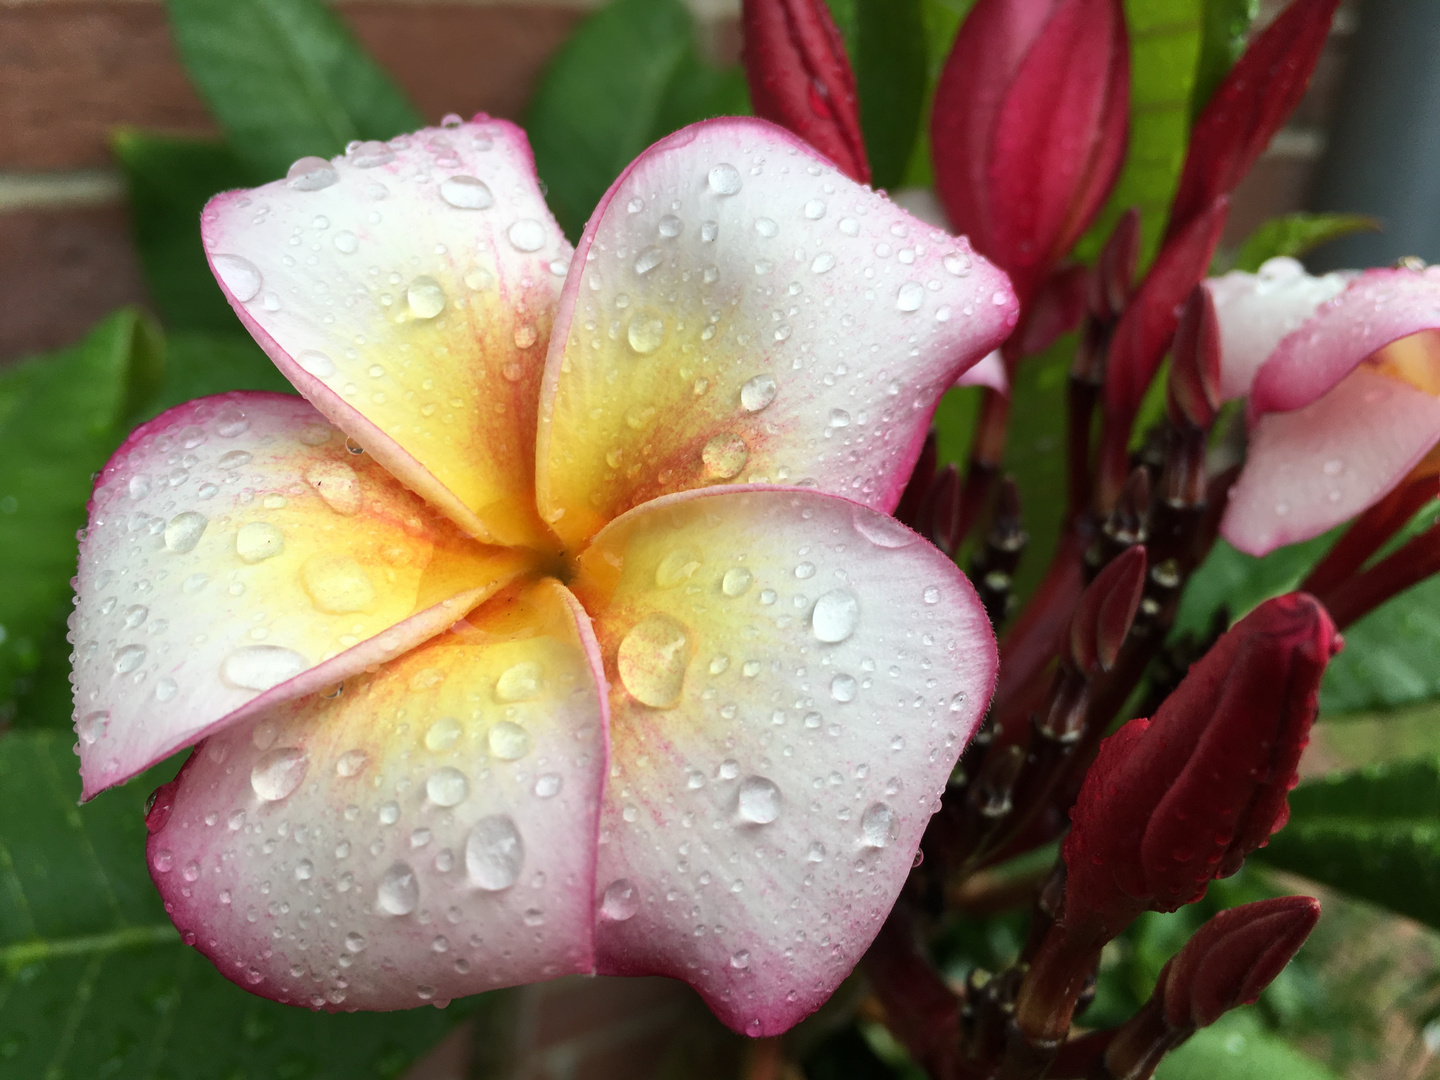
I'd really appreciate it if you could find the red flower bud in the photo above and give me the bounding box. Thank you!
[931,0,1129,306]
[1105,197,1228,415]
[1167,0,1342,244]
[1159,896,1320,1029]
[1090,207,1141,323]
[1061,593,1339,941]
[741,0,870,184]
[1167,285,1222,430]
[1069,545,1146,676]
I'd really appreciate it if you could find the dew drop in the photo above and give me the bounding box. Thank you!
[811,252,835,274]
[534,773,563,798]
[655,548,701,588]
[304,461,362,516]
[804,199,826,220]
[113,644,146,675]
[407,276,446,319]
[617,613,692,708]
[860,803,894,848]
[633,246,664,275]
[807,841,825,862]
[658,214,683,237]
[721,567,753,597]
[754,217,779,238]
[286,156,339,191]
[737,775,781,824]
[155,678,177,702]
[496,661,543,702]
[923,586,940,604]
[897,282,925,312]
[348,141,394,168]
[508,219,547,252]
[708,164,742,195]
[440,175,494,209]
[300,554,375,614]
[812,589,859,643]
[424,717,461,752]
[128,475,151,500]
[215,406,250,437]
[377,862,420,915]
[426,767,469,807]
[77,710,109,745]
[236,521,284,563]
[601,878,640,921]
[213,255,262,302]
[701,433,748,479]
[336,749,369,777]
[488,721,532,761]
[332,231,359,254]
[466,815,524,890]
[345,931,367,952]
[740,374,778,412]
[627,311,667,354]
[830,673,858,702]
[218,450,252,470]
[251,747,309,802]
[731,950,751,969]
[221,645,308,690]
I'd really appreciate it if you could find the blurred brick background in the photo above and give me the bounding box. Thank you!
[0,0,1361,367]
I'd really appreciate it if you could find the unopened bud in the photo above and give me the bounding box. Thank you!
[1167,285,1222,430]
[1070,545,1146,676]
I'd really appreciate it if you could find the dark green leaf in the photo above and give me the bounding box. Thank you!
[1191,0,1258,121]
[1076,0,1205,267]
[0,311,163,724]
[1259,758,1440,933]
[1172,532,1335,640]
[1321,572,1440,714]
[145,332,297,421]
[854,0,928,190]
[0,730,478,1078]
[528,0,746,241]
[164,0,420,181]
[113,131,255,334]
[1230,213,1381,274]
[1157,1012,1343,1080]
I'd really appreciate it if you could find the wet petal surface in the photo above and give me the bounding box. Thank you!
[146,579,607,1010]
[536,118,1017,549]
[569,487,996,1035]
[1221,367,1440,554]
[71,393,531,797]
[202,118,571,547]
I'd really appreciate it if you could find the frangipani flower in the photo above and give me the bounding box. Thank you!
[70,116,1017,1034]
[1208,256,1440,555]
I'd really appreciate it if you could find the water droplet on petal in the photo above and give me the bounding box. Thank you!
[811,253,835,274]
[301,554,375,614]
[655,548,701,588]
[534,773,562,798]
[708,164,742,195]
[860,803,894,848]
[77,710,109,745]
[377,862,419,915]
[332,231,359,254]
[923,586,940,604]
[754,217,779,238]
[812,589,859,642]
[731,950,751,969]
[251,747,308,801]
[236,521,284,562]
[830,674,857,702]
[113,644,146,674]
[807,841,825,862]
[721,567,753,597]
[488,721,531,761]
[407,276,446,319]
[348,141,394,168]
[701,433,748,479]
[466,815,523,890]
[286,156,339,191]
[633,246,663,275]
[737,776,781,824]
[804,199,826,220]
[221,646,308,690]
[508,219,547,252]
[304,461,362,516]
[336,749,369,777]
[496,661,543,702]
[213,255,262,302]
[617,613,692,708]
[601,878,640,920]
[218,449,252,470]
[897,282,925,311]
[164,511,207,553]
[627,311,667,354]
[440,175,494,209]
[426,767,469,806]
[215,406,250,437]
[740,374,777,412]
[297,350,335,377]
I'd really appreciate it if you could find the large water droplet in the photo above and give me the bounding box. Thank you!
[617,614,692,708]
[348,141,394,167]
[721,567,753,597]
[336,749,369,777]
[860,803,894,848]
[164,511,208,553]
[701,433,748,479]
[251,747,308,801]
[407,276,446,319]
[740,375,777,412]
[221,645,308,690]
[830,673,857,702]
[534,773,562,798]
[731,950,751,969]
[332,231,359,254]
[213,255,262,302]
[708,164,742,196]
[426,767,469,806]
[77,710,109,745]
[601,878,640,920]
[114,644,147,674]
[508,219,547,252]
[627,311,666,354]
[487,721,531,761]
[303,461,362,516]
[897,282,925,312]
[495,661,543,702]
[466,815,523,891]
[633,246,663,275]
[754,217,779,238]
[301,554,375,614]
[378,862,419,915]
[655,548,701,588]
[440,175,494,210]
[236,521,284,563]
[424,717,461,752]
[812,589,859,643]
[287,156,339,191]
[737,775,781,824]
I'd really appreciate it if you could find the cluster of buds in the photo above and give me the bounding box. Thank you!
[735,0,1440,1076]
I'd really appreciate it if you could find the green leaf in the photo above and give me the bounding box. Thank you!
[1076,0,1205,266]
[0,311,163,724]
[1259,758,1440,933]
[1191,0,1257,121]
[113,132,255,335]
[164,0,420,181]
[1230,213,1381,274]
[0,730,477,1077]
[1157,1012,1343,1080]
[528,0,747,241]
[854,0,928,190]
[1171,532,1335,640]
[145,332,297,421]
[1320,572,1440,714]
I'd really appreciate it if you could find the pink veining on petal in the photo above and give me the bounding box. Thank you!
[1222,368,1440,555]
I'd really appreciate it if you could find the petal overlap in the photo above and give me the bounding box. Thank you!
[145,578,608,1010]
[71,393,531,798]
[568,487,996,1034]
[536,118,1018,549]
[202,118,572,548]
